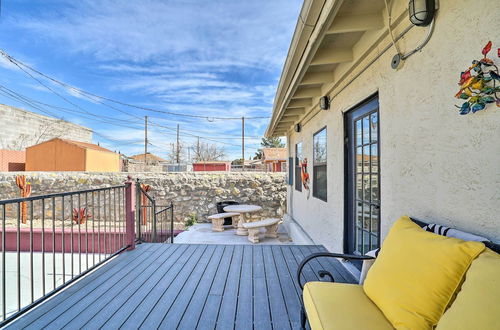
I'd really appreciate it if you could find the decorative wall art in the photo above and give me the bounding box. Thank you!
[300,158,310,199]
[455,41,500,115]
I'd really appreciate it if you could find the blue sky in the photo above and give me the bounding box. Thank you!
[0,0,302,160]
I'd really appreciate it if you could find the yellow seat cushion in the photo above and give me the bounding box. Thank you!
[363,216,485,330]
[303,282,393,330]
[436,248,500,329]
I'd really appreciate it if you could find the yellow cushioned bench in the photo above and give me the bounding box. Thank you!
[298,216,500,330]
[303,282,393,330]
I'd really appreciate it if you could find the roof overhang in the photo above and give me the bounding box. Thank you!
[266,0,409,137]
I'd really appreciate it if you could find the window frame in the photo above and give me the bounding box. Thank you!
[313,126,327,202]
[294,142,302,192]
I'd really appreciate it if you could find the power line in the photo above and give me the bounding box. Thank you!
[0,84,260,152]
[0,49,271,121]
[0,85,142,125]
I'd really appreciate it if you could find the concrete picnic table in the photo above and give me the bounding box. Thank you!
[223,204,262,236]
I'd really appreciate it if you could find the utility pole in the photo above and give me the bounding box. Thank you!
[242,116,245,171]
[144,116,148,165]
[196,136,200,162]
[176,124,180,164]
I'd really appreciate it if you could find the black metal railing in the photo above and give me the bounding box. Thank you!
[0,185,129,325]
[136,181,174,244]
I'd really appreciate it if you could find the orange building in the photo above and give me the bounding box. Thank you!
[262,148,287,172]
[26,138,120,172]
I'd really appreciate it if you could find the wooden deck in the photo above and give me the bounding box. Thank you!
[6,243,356,329]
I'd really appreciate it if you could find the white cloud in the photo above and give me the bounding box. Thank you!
[3,0,301,159]
[12,0,301,68]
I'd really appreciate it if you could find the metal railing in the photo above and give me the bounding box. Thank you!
[136,181,174,243]
[0,184,130,325]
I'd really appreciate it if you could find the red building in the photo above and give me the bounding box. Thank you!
[192,161,231,171]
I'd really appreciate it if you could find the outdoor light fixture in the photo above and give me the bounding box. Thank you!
[319,96,330,110]
[409,0,435,26]
[294,123,302,133]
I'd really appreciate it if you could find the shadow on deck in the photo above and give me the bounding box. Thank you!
[6,243,356,329]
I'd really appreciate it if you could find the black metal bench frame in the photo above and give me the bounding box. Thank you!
[296,219,500,329]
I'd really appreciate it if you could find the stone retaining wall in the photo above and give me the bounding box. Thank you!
[0,172,287,228]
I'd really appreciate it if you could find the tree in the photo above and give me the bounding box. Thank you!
[165,142,186,164]
[254,137,285,159]
[192,142,226,161]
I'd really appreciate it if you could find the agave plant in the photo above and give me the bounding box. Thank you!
[72,207,92,225]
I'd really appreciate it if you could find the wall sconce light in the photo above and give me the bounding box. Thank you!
[294,123,302,133]
[320,96,330,110]
[409,0,436,26]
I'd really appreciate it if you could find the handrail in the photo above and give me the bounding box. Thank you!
[0,185,127,205]
[0,184,130,323]
[136,180,174,244]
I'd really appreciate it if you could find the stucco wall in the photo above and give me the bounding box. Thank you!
[286,0,500,251]
[0,172,286,229]
[0,104,92,150]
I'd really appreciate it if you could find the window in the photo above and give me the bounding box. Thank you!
[313,127,327,201]
[294,143,302,191]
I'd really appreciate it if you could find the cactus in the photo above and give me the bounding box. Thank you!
[141,184,152,225]
[15,175,32,224]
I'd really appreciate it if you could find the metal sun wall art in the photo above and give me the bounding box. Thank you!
[455,41,500,115]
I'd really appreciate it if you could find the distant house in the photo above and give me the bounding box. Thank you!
[193,161,231,172]
[0,149,26,171]
[26,138,120,172]
[261,148,287,172]
[129,153,166,165]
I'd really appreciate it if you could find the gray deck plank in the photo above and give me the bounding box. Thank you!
[37,244,171,329]
[78,244,185,329]
[216,244,244,329]
[234,245,253,330]
[280,246,305,297]
[138,244,209,329]
[159,245,220,328]
[196,245,235,329]
[6,243,155,329]
[272,246,303,329]
[252,245,272,330]
[97,244,190,329]
[289,246,319,289]
[7,244,353,330]
[63,244,174,328]
[118,244,201,328]
[262,245,292,330]
[176,245,226,329]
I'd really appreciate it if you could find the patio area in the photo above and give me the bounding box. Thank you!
[174,223,293,245]
[6,243,356,329]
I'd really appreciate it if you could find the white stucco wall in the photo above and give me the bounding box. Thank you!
[286,0,500,252]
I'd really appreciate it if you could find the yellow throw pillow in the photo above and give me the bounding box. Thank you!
[363,216,485,330]
[436,248,500,329]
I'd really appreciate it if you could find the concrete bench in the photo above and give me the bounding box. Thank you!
[208,212,240,232]
[242,218,283,243]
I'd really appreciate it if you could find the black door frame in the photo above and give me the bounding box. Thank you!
[343,93,380,254]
